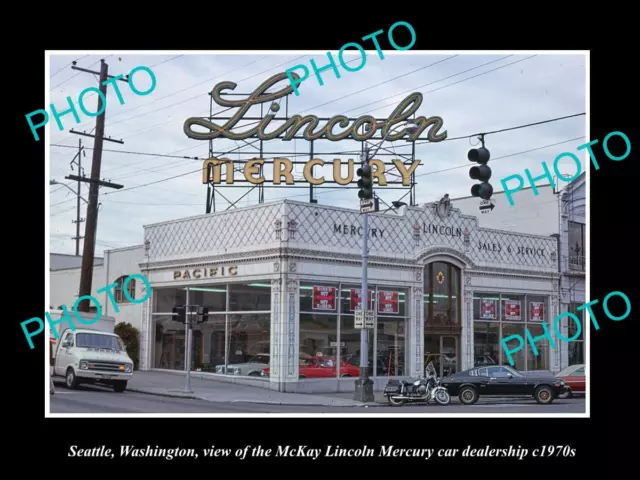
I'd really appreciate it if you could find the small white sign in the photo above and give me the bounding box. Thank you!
[355,309,374,328]
[360,198,378,213]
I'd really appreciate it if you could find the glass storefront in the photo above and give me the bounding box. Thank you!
[299,282,408,378]
[568,302,585,365]
[152,283,271,376]
[473,292,550,371]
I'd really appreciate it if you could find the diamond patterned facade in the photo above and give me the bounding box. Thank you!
[140,199,561,393]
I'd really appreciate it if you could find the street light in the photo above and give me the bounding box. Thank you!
[354,120,417,403]
[49,179,89,204]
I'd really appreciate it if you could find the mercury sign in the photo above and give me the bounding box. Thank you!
[183,72,448,189]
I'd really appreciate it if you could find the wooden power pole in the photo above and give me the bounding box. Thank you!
[68,59,127,312]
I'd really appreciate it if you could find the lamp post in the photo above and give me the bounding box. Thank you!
[354,120,418,403]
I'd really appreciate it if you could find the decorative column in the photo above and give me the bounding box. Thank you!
[269,271,300,391]
[550,285,562,373]
[139,286,152,371]
[462,273,474,371]
[410,285,423,377]
[269,277,282,385]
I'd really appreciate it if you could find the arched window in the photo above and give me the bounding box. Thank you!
[423,261,461,330]
[114,275,136,303]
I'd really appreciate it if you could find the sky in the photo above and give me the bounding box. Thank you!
[47,52,587,256]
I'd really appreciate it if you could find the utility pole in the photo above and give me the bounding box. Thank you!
[70,138,86,255]
[69,59,127,312]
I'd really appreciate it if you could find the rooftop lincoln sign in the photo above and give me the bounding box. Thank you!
[183,72,448,188]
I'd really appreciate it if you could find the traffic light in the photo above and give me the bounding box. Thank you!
[196,307,209,324]
[172,306,186,324]
[468,146,493,200]
[357,162,373,200]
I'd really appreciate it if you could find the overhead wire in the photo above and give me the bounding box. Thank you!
[49,54,583,206]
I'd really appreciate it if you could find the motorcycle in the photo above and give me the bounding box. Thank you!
[383,361,451,407]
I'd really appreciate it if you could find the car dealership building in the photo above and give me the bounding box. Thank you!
[50,198,572,393]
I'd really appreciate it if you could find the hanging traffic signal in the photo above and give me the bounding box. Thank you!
[196,307,209,324]
[468,146,493,200]
[357,162,373,200]
[172,306,186,324]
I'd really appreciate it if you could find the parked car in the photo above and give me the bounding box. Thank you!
[440,365,568,405]
[261,356,360,379]
[52,328,134,392]
[215,354,270,376]
[556,364,585,398]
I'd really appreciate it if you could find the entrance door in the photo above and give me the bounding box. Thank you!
[424,335,459,378]
[440,336,458,377]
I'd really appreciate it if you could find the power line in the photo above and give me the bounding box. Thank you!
[51,55,89,77]
[415,136,585,178]
[298,55,460,114]
[413,112,585,145]
[51,56,112,90]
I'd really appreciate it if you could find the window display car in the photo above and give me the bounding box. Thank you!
[215,354,270,376]
[556,364,585,398]
[261,355,360,379]
[440,365,568,405]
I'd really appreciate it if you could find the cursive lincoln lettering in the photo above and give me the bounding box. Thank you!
[183,72,447,143]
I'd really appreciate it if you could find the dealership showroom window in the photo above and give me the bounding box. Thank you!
[473,292,550,371]
[299,282,408,378]
[151,283,271,372]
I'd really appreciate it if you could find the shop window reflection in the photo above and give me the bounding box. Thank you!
[189,286,226,312]
[473,322,500,367]
[501,323,526,370]
[153,312,186,370]
[153,287,187,313]
[229,283,271,311]
[226,313,270,364]
[568,302,585,366]
[299,314,338,377]
[376,317,406,376]
[525,323,550,370]
[340,315,371,376]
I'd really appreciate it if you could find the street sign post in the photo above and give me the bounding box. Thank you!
[360,197,379,213]
[354,309,375,328]
[479,199,495,214]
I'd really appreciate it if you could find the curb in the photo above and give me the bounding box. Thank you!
[127,387,375,407]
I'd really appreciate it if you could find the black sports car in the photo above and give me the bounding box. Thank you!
[440,365,568,405]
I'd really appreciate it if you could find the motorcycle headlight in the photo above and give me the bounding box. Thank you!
[79,360,88,370]
[124,364,132,373]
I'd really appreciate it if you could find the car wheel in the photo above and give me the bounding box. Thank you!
[557,387,572,399]
[112,380,127,393]
[248,371,261,377]
[459,386,478,405]
[65,368,79,390]
[535,385,554,404]
[298,375,306,379]
[340,374,352,378]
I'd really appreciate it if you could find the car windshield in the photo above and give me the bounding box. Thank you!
[76,333,122,351]
[556,365,582,377]
[504,366,523,377]
[248,355,268,364]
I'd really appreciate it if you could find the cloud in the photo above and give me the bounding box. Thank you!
[48,52,586,255]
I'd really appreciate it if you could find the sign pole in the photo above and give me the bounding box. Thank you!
[355,149,374,403]
[183,288,193,394]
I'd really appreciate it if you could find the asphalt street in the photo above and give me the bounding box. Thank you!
[50,384,586,414]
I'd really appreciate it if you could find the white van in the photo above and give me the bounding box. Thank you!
[52,327,134,392]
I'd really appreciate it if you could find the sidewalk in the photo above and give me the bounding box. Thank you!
[125,371,372,407]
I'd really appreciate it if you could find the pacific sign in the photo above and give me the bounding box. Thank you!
[183,72,448,186]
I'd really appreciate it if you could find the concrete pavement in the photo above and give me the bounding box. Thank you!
[54,371,368,407]
[52,370,586,412]
[50,385,586,414]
